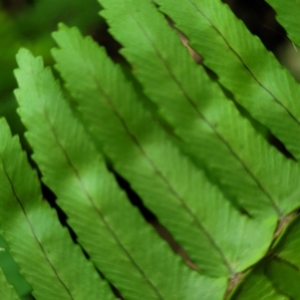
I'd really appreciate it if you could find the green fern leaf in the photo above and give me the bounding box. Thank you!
[272,215,300,268]
[51,24,276,278]
[0,234,31,298]
[231,265,288,300]
[265,259,300,299]
[95,0,300,219]
[0,268,20,300]
[156,0,300,161]
[0,118,114,300]
[233,215,300,299]
[14,48,225,300]
[266,0,300,47]
[263,216,300,298]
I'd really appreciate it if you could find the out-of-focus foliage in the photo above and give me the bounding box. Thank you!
[0,0,102,137]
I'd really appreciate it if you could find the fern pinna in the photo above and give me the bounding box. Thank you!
[0,0,299,299]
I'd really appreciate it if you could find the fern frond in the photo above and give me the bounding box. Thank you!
[14,48,225,300]
[265,259,300,299]
[0,234,31,297]
[156,0,300,161]
[0,118,114,300]
[272,215,300,269]
[266,0,300,47]
[0,268,20,300]
[233,215,300,299]
[231,265,288,300]
[95,0,300,219]
[52,24,276,279]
